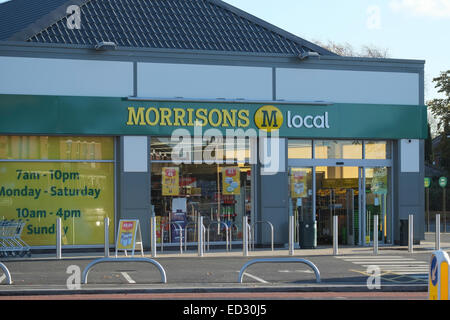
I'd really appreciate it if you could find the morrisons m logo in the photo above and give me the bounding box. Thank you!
[254,105,283,132]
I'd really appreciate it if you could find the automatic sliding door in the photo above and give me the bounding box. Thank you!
[289,168,314,247]
[316,166,359,245]
[364,167,390,244]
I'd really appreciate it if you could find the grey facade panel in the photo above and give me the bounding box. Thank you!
[260,206,288,244]
[121,174,150,209]
[118,136,152,248]
[394,140,426,243]
[259,138,289,245]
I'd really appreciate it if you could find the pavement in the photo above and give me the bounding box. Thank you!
[0,232,449,297]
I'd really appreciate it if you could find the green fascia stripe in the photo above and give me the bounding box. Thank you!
[0,94,428,139]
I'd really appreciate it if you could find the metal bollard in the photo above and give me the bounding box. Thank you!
[104,217,110,257]
[373,215,378,255]
[436,214,441,251]
[56,218,62,259]
[289,215,294,256]
[243,216,248,257]
[150,216,157,257]
[408,214,414,253]
[333,215,338,256]
[198,215,204,257]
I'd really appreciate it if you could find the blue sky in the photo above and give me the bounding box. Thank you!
[223,0,450,102]
[0,0,448,101]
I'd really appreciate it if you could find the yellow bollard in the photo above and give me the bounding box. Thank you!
[429,250,450,300]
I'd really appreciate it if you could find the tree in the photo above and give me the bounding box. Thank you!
[313,40,389,58]
[425,122,433,163]
[427,70,450,174]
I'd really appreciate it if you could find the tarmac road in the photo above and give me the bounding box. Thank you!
[0,232,448,299]
[0,291,428,300]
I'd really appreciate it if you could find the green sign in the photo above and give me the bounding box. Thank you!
[439,177,447,188]
[0,94,428,139]
[424,177,431,188]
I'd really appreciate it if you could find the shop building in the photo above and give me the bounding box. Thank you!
[0,0,427,250]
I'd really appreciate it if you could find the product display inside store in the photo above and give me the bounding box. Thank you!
[150,137,252,245]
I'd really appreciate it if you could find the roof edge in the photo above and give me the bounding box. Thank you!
[0,40,425,70]
[319,54,425,65]
[8,0,89,42]
[208,0,339,56]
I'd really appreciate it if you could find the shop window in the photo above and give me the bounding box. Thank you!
[0,136,115,247]
[151,136,252,245]
[314,140,362,159]
[288,139,312,159]
[0,136,113,160]
[151,136,252,163]
[364,141,391,159]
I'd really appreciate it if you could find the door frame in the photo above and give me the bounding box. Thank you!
[288,158,393,246]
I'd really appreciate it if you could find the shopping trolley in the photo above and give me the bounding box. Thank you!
[0,219,31,258]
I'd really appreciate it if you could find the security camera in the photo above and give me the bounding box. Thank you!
[95,41,117,51]
[298,51,320,60]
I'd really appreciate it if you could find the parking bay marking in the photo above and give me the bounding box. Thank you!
[120,272,136,284]
[278,270,314,273]
[235,269,313,284]
[236,271,269,284]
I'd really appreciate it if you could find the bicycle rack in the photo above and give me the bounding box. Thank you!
[238,258,321,284]
[81,257,167,284]
[228,222,239,250]
[183,221,198,251]
[0,262,12,284]
[250,220,274,251]
[226,221,249,251]
[206,221,229,251]
[161,222,184,254]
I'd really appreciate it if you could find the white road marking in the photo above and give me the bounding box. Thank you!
[335,256,407,260]
[352,261,427,265]
[337,255,429,277]
[236,271,269,284]
[342,258,416,261]
[407,274,429,278]
[278,270,314,273]
[370,265,428,268]
[120,272,136,284]
[0,274,5,284]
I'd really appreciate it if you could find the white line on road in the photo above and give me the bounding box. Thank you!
[121,272,136,284]
[368,266,429,270]
[352,261,427,265]
[278,270,314,273]
[335,256,404,259]
[236,271,269,284]
[392,272,429,275]
[0,274,5,284]
[341,258,416,261]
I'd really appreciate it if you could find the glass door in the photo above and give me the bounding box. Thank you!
[316,166,360,245]
[364,167,391,244]
[288,168,314,246]
[287,164,392,247]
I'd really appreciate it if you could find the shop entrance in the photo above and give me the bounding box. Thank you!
[316,166,360,245]
[289,166,391,246]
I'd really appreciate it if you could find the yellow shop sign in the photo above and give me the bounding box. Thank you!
[126,106,250,128]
